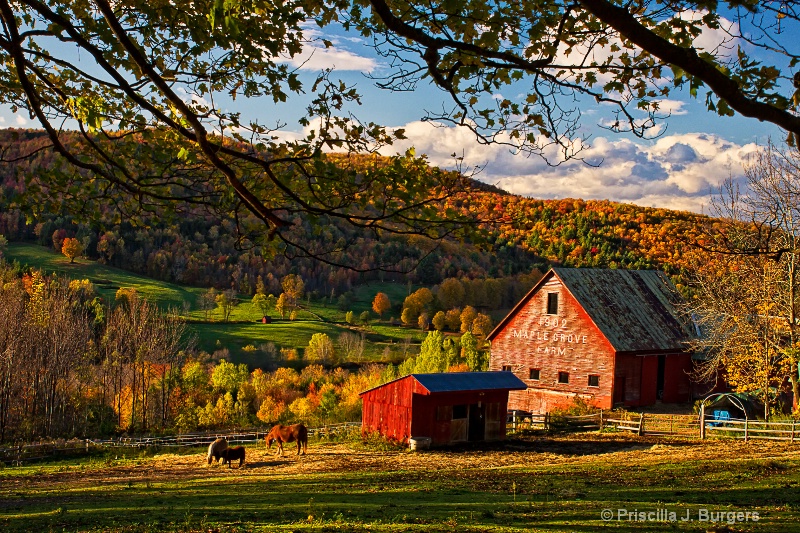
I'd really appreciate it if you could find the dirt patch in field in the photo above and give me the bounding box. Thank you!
[4,434,800,492]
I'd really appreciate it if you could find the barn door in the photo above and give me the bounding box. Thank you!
[450,404,468,442]
[614,376,626,405]
[484,402,505,441]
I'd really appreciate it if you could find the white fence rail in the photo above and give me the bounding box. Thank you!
[702,418,800,441]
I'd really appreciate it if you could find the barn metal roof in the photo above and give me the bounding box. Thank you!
[360,371,527,396]
[411,371,527,393]
[488,268,695,353]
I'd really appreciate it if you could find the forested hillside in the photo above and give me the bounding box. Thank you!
[1,129,709,298]
[0,129,719,441]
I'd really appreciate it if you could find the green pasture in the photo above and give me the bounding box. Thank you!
[1,435,799,532]
[4,243,428,366]
[5,242,201,308]
[187,320,430,365]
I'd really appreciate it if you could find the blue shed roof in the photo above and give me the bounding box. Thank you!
[411,371,527,393]
[360,371,527,396]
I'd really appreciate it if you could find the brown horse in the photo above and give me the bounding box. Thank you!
[265,423,308,456]
[207,437,228,464]
[221,446,246,468]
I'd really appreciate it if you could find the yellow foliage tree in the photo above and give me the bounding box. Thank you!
[288,396,314,421]
[115,287,138,308]
[256,396,287,424]
[460,306,477,333]
[472,313,493,338]
[61,237,83,263]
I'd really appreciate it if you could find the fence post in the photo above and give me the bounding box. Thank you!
[699,404,706,440]
[545,412,550,432]
[792,420,796,444]
[744,418,749,442]
[638,413,645,436]
[599,410,604,431]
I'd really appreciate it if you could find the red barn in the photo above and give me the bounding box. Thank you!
[488,268,696,412]
[360,372,526,445]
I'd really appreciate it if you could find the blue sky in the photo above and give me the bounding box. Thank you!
[2,13,795,215]
[259,19,790,215]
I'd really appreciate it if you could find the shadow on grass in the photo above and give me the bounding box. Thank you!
[436,435,698,457]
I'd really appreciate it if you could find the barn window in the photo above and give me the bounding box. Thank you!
[547,293,559,315]
[529,368,540,380]
[558,371,570,384]
[452,404,468,419]
[502,365,513,372]
[588,375,600,387]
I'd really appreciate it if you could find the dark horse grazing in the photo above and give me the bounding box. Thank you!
[207,437,228,464]
[221,446,246,468]
[266,423,308,456]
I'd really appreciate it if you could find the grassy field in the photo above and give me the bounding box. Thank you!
[4,243,429,365]
[5,242,200,309]
[1,433,799,532]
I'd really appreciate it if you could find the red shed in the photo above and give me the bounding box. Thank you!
[488,268,697,412]
[360,372,527,446]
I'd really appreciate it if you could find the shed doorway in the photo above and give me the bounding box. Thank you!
[468,403,486,441]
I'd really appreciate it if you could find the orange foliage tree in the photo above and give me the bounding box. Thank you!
[371,292,391,319]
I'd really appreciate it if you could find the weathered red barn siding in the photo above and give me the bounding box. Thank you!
[490,277,616,411]
[409,390,510,445]
[361,374,522,445]
[360,376,415,442]
[640,356,658,406]
[614,354,645,406]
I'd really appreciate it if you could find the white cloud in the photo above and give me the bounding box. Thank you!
[378,121,759,213]
[688,13,740,58]
[282,24,377,73]
[15,115,26,125]
[284,45,377,73]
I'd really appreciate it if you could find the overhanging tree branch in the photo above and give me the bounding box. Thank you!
[577,0,800,137]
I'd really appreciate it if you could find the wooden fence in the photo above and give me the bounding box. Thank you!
[0,422,360,465]
[507,410,700,437]
[508,408,800,443]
